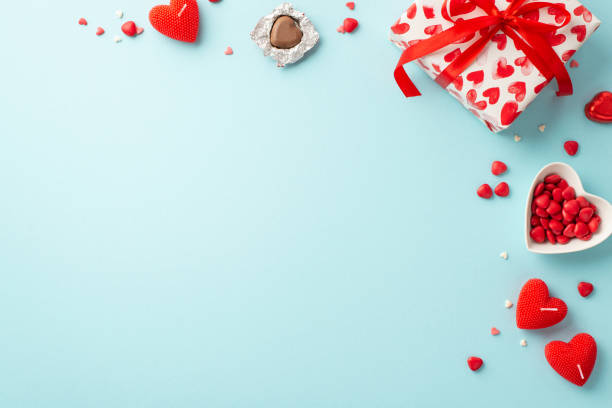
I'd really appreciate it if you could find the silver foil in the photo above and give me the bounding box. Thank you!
[250,3,319,67]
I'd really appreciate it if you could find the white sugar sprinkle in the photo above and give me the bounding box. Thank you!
[116,10,124,18]
[113,35,122,43]
[514,134,521,142]
[538,124,546,133]
[520,339,528,347]
[505,299,513,309]
[500,251,508,260]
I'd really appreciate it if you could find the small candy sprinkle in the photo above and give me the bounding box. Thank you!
[78,18,87,26]
[477,184,493,199]
[494,182,510,197]
[491,327,500,336]
[116,10,124,18]
[224,46,233,55]
[209,0,222,2]
[343,18,359,33]
[121,21,137,37]
[520,339,528,347]
[538,124,546,133]
[564,140,579,156]
[505,300,513,308]
[491,160,508,176]
[346,1,355,10]
[336,25,345,33]
[578,282,594,297]
[114,35,122,43]
[96,27,105,36]
[136,26,144,35]
[467,356,483,371]
[570,60,579,68]
[499,251,508,260]
[514,134,521,142]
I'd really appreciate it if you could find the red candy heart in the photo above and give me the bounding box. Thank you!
[346,2,355,10]
[467,356,483,371]
[545,333,597,386]
[578,282,594,297]
[477,184,493,199]
[343,18,359,33]
[564,141,579,156]
[516,278,567,329]
[122,21,137,37]
[494,182,509,197]
[585,91,612,124]
[491,160,507,176]
[149,0,199,43]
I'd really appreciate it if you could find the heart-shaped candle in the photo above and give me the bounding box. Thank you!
[516,279,567,330]
[585,91,612,123]
[149,0,199,43]
[525,163,612,254]
[545,333,597,386]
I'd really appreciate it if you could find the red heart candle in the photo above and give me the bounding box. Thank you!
[516,279,567,329]
[149,0,199,43]
[545,333,597,386]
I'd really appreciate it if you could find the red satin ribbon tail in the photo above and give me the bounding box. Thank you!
[394,65,422,97]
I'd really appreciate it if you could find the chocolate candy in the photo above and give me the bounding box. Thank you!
[251,3,319,67]
[270,16,303,49]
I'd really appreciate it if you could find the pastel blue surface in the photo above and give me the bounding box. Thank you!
[1,0,612,406]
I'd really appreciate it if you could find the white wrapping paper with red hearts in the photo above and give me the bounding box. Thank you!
[389,0,600,132]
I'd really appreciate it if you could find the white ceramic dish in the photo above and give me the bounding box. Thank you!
[525,162,612,254]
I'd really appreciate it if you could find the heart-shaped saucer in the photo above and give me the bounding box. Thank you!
[585,91,612,123]
[525,162,612,254]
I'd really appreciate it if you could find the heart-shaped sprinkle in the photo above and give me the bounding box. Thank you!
[491,160,507,176]
[564,141,579,156]
[467,356,483,371]
[149,0,199,43]
[346,2,355,10]
[578,282,594,297]
[545,333,597,386]
[343,18,359,33]
[505,299,513,308]
[491,327,500,336]
[494,182,509,197]
[270,16,303,49]
[516,278,567,329]
[585,91,612,124]
[78,18,88,26]
[122,21,137,37]
[224,46,233,55]
[96,27,105,36]
[137,26,144,35]
[477,184,493,199]
[570,60,579,68]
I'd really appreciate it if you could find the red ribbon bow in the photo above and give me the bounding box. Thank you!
[394,0,573,97]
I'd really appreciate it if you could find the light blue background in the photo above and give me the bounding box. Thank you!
[1,0,612,406]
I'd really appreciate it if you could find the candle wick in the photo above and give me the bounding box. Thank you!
[178,3,187,17]
[577,364,585,380]
[540,308,558,311]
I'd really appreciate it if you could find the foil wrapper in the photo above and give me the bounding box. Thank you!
[250,3,319,67]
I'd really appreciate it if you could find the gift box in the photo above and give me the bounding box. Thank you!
[390,0,600,132]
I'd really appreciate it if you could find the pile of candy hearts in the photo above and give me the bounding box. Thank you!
[529,174,601,244]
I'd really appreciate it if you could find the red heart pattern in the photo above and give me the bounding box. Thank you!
[516,279,567,329]
[545,333,597,386]
[149,0,199,43]
[389,1,600,131]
